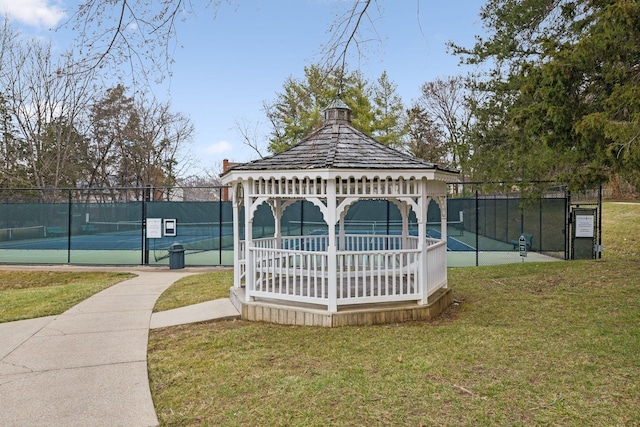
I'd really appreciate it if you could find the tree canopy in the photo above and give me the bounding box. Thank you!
[451,0,640,190]
[5,0,637,194]
[264,65,406,153]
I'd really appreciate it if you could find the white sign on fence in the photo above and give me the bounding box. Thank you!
[575,215,594,238]
[146,218,162,239]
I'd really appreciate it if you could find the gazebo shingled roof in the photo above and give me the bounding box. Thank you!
[222,101,459,174]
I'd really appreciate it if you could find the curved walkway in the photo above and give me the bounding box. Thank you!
[0,267,239,427]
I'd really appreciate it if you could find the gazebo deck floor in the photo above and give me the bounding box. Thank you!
[229,286,452,327]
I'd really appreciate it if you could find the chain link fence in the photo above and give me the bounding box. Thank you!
[0,183,601,267]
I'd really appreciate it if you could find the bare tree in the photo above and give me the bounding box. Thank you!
[87,84,136,190]
[88,84,194,193]
[178,171,225,201]
[0,22,24,186]
[0,22,97,194]
[321,0,377,77]
[413,76,474,177]
[405,105,448,165]
[134,94,195,188]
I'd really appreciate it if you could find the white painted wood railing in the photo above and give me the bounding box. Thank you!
[238,240,246,287]
[253,248,329,305]
[425,239,447,296]
[335,249,419,304]
[241,234,448,310]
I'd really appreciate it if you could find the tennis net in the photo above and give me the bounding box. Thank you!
[0,225,46,241]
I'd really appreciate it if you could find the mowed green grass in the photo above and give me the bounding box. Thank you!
[152,269,234,312]
[0,271,135,323]
[148,202,640,426]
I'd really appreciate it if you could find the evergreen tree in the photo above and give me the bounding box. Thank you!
[371,71,406,149]
[451,0,640,190]
[266,65,406,153]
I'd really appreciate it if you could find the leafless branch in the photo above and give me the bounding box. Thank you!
[63,0,383,90]
[61,0,219,84]
[235,118,265,159]
[320,0,380,90]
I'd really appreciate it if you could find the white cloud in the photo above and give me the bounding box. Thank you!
[204,140,233,155]
[0,0,66,28]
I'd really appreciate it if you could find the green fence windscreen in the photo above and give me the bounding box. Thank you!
[0,185,587,267]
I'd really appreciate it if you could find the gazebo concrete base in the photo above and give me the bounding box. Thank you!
[229,287,452,327]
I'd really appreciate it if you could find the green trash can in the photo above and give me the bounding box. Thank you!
[168,243,185,269]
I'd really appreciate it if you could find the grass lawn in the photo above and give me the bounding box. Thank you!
[153,269,234,312]
[0,271,135,323]
[148,202,640,426]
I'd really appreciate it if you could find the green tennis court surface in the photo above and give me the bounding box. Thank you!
[0,222,233,251]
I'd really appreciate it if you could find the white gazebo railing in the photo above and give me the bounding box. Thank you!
[238,234,447,310]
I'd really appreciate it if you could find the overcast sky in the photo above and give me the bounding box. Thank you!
[1,0,486,175]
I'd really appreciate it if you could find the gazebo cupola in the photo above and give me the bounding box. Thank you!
[221,100,459,327]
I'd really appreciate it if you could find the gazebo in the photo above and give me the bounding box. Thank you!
[221,101,459,326]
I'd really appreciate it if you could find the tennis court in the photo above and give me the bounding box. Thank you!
[0,222,233,249]
[0,221,235,265]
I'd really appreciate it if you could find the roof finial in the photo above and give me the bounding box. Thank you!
[323,98,351,124]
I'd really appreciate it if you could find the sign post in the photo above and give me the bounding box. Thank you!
[519,234,527,261]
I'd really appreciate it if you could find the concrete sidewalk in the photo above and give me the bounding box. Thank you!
[150,298,240,329]
[0,268,238,426]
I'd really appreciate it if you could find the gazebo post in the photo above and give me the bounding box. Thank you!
[244,179,254,303]
[327,179,338,313]
[438,195,448,243]
[273,199,282,248]
[232,184,241,289]
[419,179,430,305]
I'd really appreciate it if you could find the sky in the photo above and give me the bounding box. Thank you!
[0,0,487,176]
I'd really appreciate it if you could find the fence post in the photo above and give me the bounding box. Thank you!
[598,183,603,259]
[67,189,72,264]
[506,192,509,241]
[539,196,543,253]
[219,187,223,265]
[475,189,479,267]
[565,188,571,260]
[142,186,150,265]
